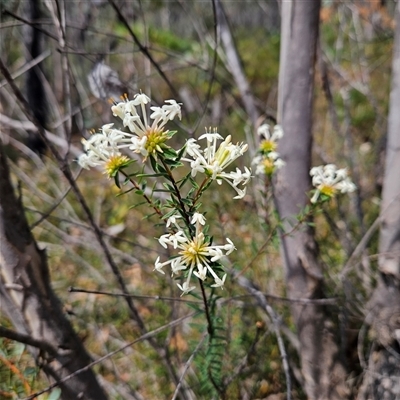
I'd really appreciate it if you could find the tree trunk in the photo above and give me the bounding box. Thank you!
[358,3,400,399]
[275,2,349,398]
[0,143,108,400]
[215,0,260,129]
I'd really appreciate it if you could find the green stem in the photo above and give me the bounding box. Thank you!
[160,158,192,229]
[190,177,211,212]
[120,169,163,217]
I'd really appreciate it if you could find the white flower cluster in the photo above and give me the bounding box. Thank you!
[310,164,356,204]
[253,124,285,176]
[77,93,251,295]
[78,93,182,174]
[181,129,251,199]
[78,124,125,171]
[155,213,235,295]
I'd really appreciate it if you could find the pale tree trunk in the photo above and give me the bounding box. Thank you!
[215,0,260,129]
[0,143,108,400]
[358,3,400,399]
[275,2,350,398]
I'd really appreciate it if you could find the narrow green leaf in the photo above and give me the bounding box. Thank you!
[129,201,148,209]
[163,183,175,192]
[116,187,135,197]
[136,173,168,178]
[178,172,192,188]
[114,174,121,188]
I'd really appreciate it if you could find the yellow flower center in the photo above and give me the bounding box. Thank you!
[260,140,277,153]
[145,129,169,155]
[319,184,337,198]
[262,158,275,176]
[104,155,130,177]
[180,236,209,266]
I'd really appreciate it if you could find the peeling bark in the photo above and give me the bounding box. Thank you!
[358,4,400,399]
[0,143,108,400]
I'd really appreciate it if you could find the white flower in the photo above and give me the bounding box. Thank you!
[114,94,180,139]
[154,257,166,275]
[82,125,126,151]
[80,93,182,166]
[171,258,187,276]
[209,247,224,262]
[131,92,151,106]
[166,215,181,228]
[176,281,196,296]
[155,215,234,294]
[198,130,223,142]
[232,188,246,200]
[337,179,357,193]
[226,167,252,186]
[149,106,167,122]
[77,130,131,177]
[123,114,142,133]
[100,123,115,134]
[253,152,285,176]
[310,164,356,203]
[181,128,251,199]
[162,99,182,120]
[111,103,127,119]
[211,274,227,288]
[78,153,102,170]
[257,124,283,141]
[184,138,201,157]
[193,264,207,281]
[274,158,286,169]
[190,157,206,177]
[168,231,187,249]
[191,212,206,226]
[129,135,148,157]
[223,238,236,255]
[158,233,171,249]
[257,123,284,155]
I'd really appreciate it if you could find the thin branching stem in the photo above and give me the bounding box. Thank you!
[106,0,178,97]
[0,58,146,330]
[237,275,292,400]
[68,286,202,304]
[119,168,162,216]
[191,176,211,209]
[21,313,197,400]
[199,280,213,336]
[0,58,185,391]
[160,158,192,228]
[171,332,208,400]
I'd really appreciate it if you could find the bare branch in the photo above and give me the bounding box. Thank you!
[0,325,58,356]
[21,313,197,400]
